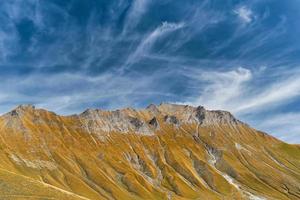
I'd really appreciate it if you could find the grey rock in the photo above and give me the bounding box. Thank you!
[164,115,179,125]
[129,117,144,129]
[195,106,206,124]
[79,109,154,136]
[146,104,160,115]
[148,117,159,129]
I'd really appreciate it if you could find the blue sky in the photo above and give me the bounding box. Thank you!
[0,0,300,143]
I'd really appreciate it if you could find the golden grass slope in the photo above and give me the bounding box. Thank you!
[0,104,299,200]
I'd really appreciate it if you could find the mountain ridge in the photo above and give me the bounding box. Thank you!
[2,103,246,138]
[0,103,299,200]
[3,103,245,125]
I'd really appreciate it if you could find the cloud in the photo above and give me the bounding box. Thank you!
[178,67,252,111]
[0,1,299,143]
[234,6,254,24]
[179,67,300,114]
[235,75,300,113]
[0,67,178,114]
[255,113,300,143]
[121,21,185,71]
[122,0,150,33]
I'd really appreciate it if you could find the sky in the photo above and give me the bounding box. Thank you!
[0,0,300,143]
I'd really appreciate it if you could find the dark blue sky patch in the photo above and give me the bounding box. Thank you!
[15,18,36,49]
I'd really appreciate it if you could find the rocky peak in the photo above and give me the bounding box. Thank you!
[194,108,242,126]
[146,104,160,115]
[78,108,153,136]
[5,104,36,118]
[148,103,241,126]
[1,105,37,131]
[80,108,101,118]
[16,104,36,111]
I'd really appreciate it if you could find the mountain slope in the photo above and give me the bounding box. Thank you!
[0,104,299,200]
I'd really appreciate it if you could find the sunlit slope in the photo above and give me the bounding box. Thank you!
[0,104,299,200]
[0,167,90,200]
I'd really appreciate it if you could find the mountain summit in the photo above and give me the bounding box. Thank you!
[0,103,299,200]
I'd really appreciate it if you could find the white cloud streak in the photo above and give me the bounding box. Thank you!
[121,21,185,71]
[181,67,252,110]
[181,67,300,114]
[0,69,176,115]
[256,113,300,143]
[235,76,300,113]
[234,6,254,24]
[122,0,150,34]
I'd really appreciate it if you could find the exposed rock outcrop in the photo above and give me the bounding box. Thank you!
[164,115,180,126]
[79,108,153,135]
[6,104,36,117]
[77,103,243,136]
[148,117,159,129]
[155,103,241,126]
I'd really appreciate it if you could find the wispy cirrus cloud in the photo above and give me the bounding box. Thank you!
[0,67,177,114]
[180,66,300,114]
[122,21,185,71]
[234,6,254,24]
[122,0,150,34]
[256,113,300,143]
[0,1,300,143]
[178,67,252,111]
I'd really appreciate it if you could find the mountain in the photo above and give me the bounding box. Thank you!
[0,103,299,200]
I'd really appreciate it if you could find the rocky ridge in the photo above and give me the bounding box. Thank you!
[76,103,243,136]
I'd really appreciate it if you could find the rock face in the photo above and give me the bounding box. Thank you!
[79,108,153,136]
[154,103,241,126]
[0,103,299,200]
[164,115,180,126]
[66,103,243,140]
[77,103,242,137]
[148,117,159,129]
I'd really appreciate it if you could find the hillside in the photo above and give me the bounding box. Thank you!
[0,103,299,200]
